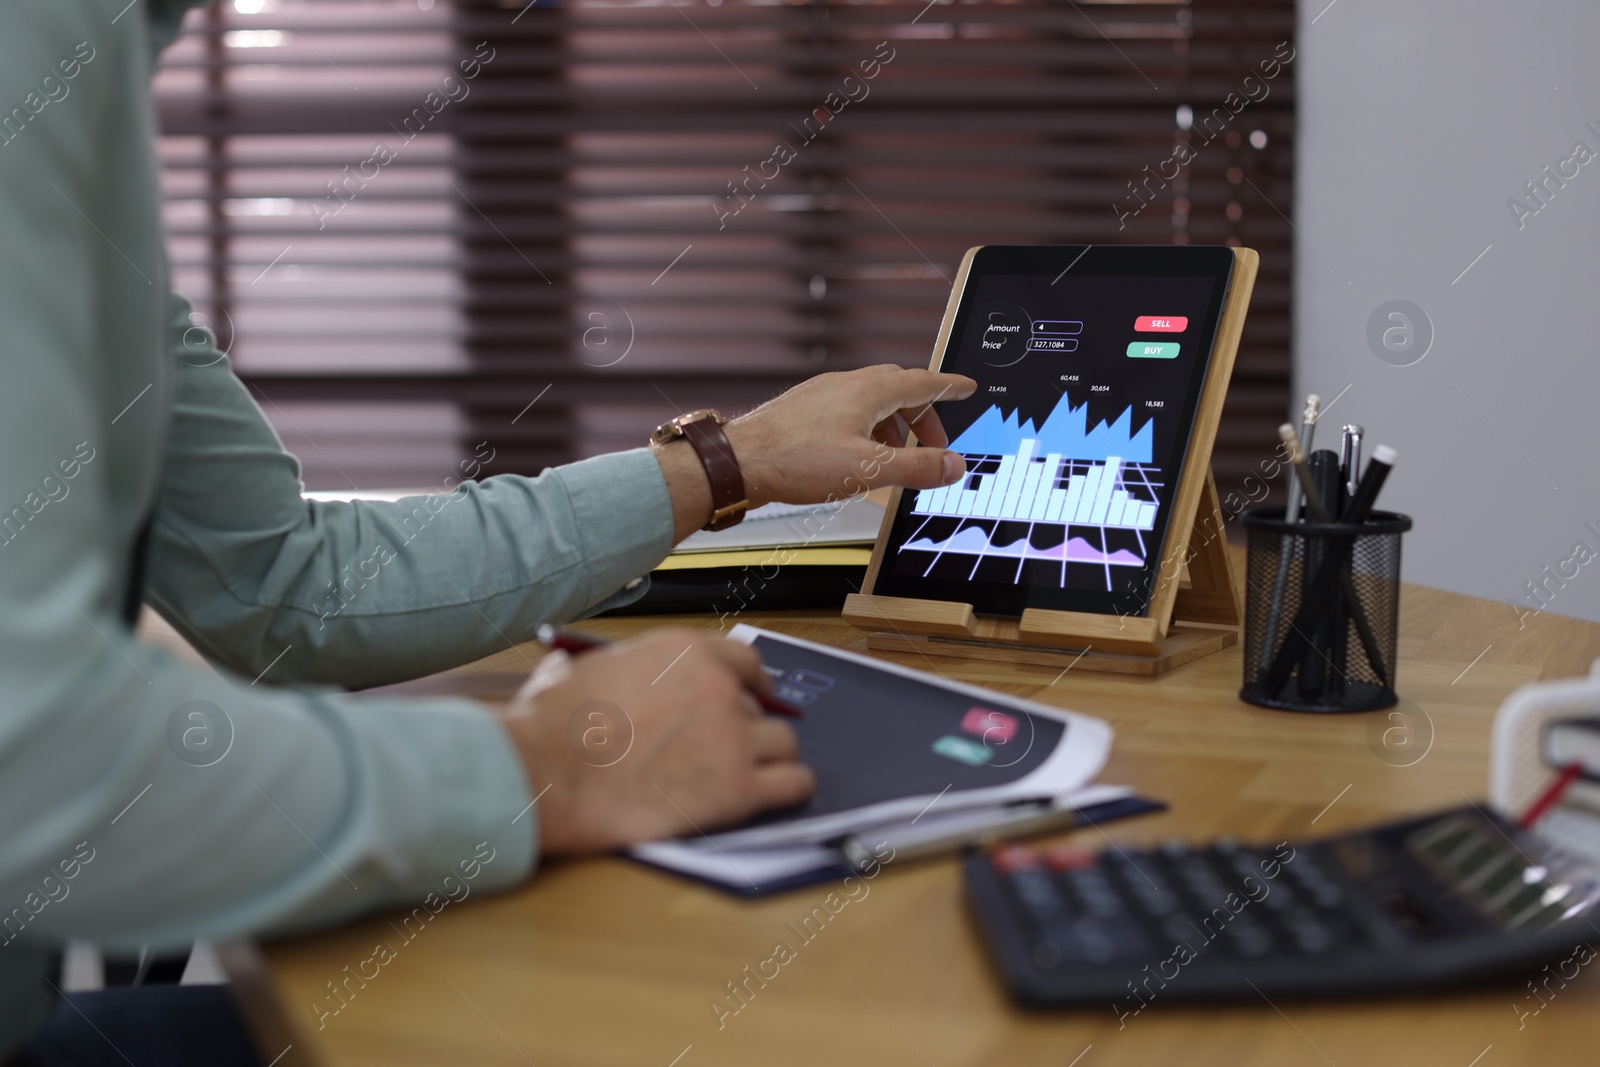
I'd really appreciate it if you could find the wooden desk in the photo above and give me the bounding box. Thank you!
[233,580,1600,1067]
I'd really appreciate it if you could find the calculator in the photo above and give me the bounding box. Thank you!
[964,805,1600,1009]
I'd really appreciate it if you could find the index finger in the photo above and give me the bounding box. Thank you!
[863,368,976,430]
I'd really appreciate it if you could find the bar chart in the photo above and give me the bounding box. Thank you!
[898,401,1164,588]
[909,442,1156,530]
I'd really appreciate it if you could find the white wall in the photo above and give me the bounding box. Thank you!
[1294,0,1600,624]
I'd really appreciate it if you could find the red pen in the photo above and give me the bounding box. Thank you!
[1518,762,1584,831]
[535,624,803,719]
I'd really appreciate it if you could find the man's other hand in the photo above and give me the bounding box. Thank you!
[501,630,814,855]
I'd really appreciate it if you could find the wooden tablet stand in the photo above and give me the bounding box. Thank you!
[844,245,1255,678]
[843,470,1240,677]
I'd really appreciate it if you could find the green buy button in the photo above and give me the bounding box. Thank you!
[1127,341,1180,359]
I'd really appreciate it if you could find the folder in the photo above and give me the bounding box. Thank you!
[625,626,1159,895]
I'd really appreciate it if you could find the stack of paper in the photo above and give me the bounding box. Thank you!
[627,626,1141,895]
[660,497,882,572]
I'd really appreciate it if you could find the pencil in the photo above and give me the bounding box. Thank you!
[1258,395,1320,680]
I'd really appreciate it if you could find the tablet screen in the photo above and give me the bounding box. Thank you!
[871,245,1235,618]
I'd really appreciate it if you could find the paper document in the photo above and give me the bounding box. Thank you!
[673,497,884,553]
[654,546,872,572]
[626,625,1118,890]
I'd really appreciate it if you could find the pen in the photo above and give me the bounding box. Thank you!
[1342,424,1364,499]
[1333,427,1361,702]
[535,624,804,719]
[1519,763,1584,831]
[1339,426,1353,494]
[1339,443,1395,524]
[1301,450,1344,699]
[840,798,1078,872]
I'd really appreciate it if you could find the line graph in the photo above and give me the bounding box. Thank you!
[904,527,1143,566]
[949,398,1153,464]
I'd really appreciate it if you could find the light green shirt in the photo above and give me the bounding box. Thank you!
[0,2,674,1050]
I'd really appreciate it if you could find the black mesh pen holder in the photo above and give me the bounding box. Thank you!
[1238,507,1412,714]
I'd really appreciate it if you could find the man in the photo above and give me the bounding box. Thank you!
[0,2,975,1062]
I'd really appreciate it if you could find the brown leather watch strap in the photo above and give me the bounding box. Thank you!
[679,416,749,531]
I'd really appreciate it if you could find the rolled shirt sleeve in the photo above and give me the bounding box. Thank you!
[145,308,676,688]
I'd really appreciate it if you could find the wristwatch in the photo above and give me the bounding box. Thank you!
[650,409,750,531]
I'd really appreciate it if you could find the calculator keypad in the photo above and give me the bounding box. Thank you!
[967,808,1599,1007]
[989,840,1361,971]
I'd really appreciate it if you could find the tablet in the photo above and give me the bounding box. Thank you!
[869,245,1239,618]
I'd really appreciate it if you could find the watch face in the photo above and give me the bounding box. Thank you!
[652,409,721,446]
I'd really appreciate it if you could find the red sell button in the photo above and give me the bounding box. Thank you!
[1135,316,1188,332]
